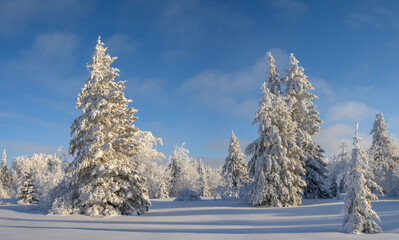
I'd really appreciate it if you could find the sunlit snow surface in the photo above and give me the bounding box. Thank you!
[0,197,398,240]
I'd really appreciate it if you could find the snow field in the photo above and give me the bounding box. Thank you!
[0,197,398,240]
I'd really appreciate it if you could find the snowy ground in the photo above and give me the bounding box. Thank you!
[0,197,398,240]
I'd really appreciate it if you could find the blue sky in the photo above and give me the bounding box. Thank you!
[1,0,399,167]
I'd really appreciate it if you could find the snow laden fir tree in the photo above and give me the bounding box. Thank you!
[369,113,398,194]
[220,131,249,199]
[246,80,306,207]
[284,53,330,199]
[343,122,382,234]
[51,37,150,217]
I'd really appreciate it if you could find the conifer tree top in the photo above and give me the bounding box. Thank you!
[370,113,388,137]
[266,52,280,95]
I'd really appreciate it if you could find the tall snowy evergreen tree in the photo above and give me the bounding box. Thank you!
[221,131,249,199]
[283,53,330,199]
[370,113,398,194]
[246,82,306,207]
[198,160,211,197]
[17,172,39,204]
[343,123,382,234]
[0,149,13,196]
[51,37,150,217]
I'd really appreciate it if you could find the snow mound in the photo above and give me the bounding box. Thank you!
[174,189,202,202]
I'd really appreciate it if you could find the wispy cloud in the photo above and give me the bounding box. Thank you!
[327,101,377,122]
[2,32,83,97]
[346,3,399,31]
[0,110,68,131]
[315,123,372,157]
[180,57,264,117]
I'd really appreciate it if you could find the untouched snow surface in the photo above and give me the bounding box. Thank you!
[0,197,398,240]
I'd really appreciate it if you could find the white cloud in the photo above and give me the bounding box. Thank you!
[314,124,353,156]
[327,101,377,122]
[314,123,372,157]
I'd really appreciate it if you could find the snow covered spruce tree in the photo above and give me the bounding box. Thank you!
[370,113,398,194]
[220,131,249,199]
[51,37,150,217]
[245,82,306,207]
[343,123,382,234]
[283,53,330,199]
[197,160,211,197]
[17,172,39,204]
[0,150,13,197]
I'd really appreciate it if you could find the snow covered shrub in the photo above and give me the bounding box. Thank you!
[343,123,382,234]
[133,130,169,199]
[12,153,64,205]
[174,189,202,202]
[51,37,150,217]
[220,132,249,200]
[168,143,200,197]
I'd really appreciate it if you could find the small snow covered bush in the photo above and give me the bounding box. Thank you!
[174,189,202,202]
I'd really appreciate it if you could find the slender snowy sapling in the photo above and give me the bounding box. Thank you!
[343,123,382,234]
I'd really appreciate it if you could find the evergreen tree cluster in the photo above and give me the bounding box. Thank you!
[243,52,330,207]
